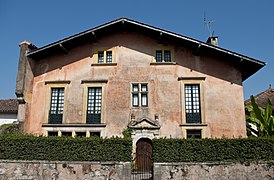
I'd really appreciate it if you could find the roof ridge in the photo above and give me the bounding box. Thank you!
[245,87,274,106]
[0,98,18,113]
[0,98,17,101]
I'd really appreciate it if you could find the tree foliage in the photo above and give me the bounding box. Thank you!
[246,95,274,136]
[0,123,20,135]
[122,127,133,139]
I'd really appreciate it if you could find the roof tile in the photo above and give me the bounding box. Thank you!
[245,87,274,110]
[0,99,18,113]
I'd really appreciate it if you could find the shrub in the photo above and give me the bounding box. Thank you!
[0,123,20,135]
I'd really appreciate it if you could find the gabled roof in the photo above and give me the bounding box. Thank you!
[0,99,18,113]
[245,86,274,110]
[26,17,265,81]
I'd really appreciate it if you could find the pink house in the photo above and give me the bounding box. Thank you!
[16,18,265,142]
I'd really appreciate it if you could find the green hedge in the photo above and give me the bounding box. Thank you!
[152,138,274,163]
[1,134,273,163]
[0,134,132,161]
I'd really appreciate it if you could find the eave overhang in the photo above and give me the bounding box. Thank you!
[26,17,266,81]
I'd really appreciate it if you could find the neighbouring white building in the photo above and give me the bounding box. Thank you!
[0,99,18,126]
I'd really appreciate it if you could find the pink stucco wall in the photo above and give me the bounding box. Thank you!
[25,31,246,138]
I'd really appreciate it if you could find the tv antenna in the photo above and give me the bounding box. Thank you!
[204,12,215,37]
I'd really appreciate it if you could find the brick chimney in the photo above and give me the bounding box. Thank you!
[206,36,218,46]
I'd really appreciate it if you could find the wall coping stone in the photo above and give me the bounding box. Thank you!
[0,160,130,165]
[154,161,272,166]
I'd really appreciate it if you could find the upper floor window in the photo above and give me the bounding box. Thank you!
[106,51,112,63]
[185,84,201,123]
[98,52,104,63]
[155,50,171,62]
[156,50,162,62]
[98,51,112,63]
[132,83,148,107]
[86,87,102,124]
[49,88,64,124]
[164,50,171,62]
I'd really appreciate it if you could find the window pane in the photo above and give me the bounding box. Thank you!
[106,51,112,63]
[57,88,64,114]
[164,50,171,62]
[141,94,148,107]
[156,50,162,62]
[132,84,139,92]
[132,94,139,107]
[98,52,104,63]
[141,84,147,92]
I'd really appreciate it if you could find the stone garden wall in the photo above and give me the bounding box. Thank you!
[0,160,131,180]
[154,162,274,180]
[0,160,273,179]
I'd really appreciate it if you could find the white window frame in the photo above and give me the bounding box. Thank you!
[155,49,172,62]
[131,83,148,108]
[97,50,113,63]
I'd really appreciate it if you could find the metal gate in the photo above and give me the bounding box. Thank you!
[132,138,153,180]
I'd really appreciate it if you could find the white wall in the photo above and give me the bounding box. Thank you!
[0,113,17,126]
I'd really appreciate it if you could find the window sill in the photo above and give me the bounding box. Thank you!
[42,123,106,127]
[180,123,207,127]
[91,63,117,66]
[150,62,176,65]
[131,106,149,109]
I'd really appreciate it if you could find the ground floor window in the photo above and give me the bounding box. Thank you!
[90,132,100,137]
[47,131,58,136]
[187,129,202,138]
[49,88,64,124]
[75,131,86,137]
[61,131,72,137]
[45,128,104,137]
[185,84,201,123]
[86,87,102,124]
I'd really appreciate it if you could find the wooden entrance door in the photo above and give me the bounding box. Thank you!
[136,138,152,172]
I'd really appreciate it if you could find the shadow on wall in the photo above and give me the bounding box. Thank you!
[33,30,242,85]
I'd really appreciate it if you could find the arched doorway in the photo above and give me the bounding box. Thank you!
[136,138,153,173]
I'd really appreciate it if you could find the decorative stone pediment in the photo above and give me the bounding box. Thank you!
[128,117,160,130]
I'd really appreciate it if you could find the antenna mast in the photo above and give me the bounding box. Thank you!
[204,12,214,37]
